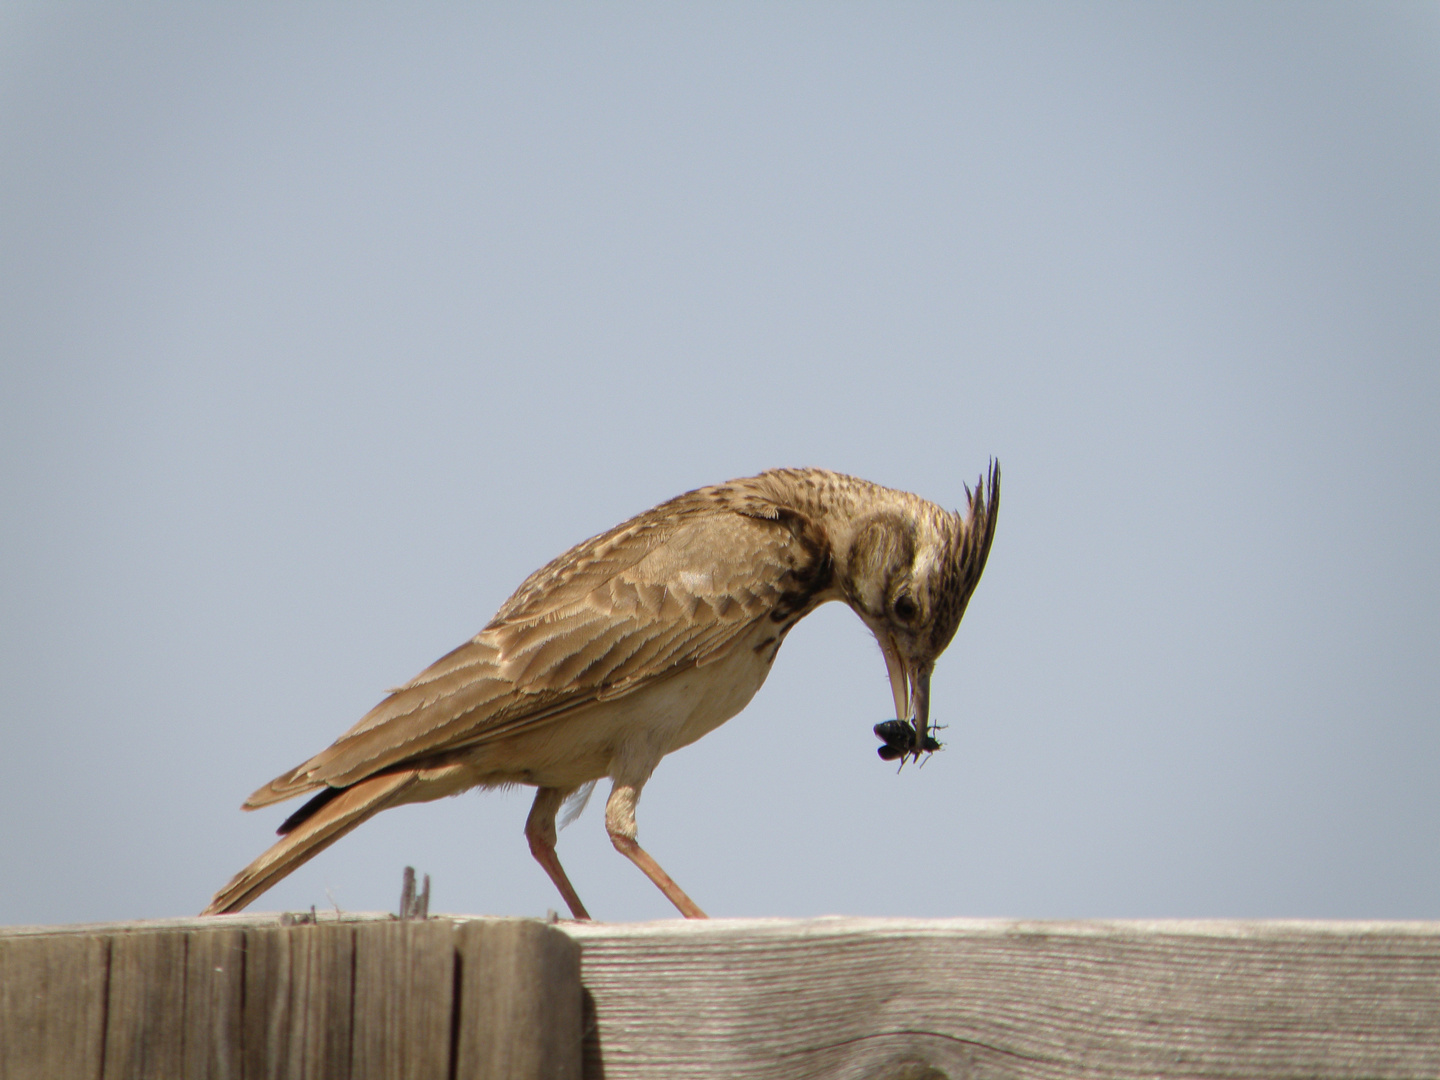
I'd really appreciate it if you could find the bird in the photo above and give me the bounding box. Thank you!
[202,464,1000,919]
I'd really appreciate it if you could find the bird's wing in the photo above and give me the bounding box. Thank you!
[246,494,828,806]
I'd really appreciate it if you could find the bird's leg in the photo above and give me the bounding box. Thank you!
[605,782,708,919]
[525,786,591,920]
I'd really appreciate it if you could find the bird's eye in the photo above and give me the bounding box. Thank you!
[893,595,918,622]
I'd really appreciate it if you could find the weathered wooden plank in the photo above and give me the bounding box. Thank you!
[0,932,108,1080]
[454,919,582,1080]
[103,928,189,1080]
[0,914,582,1079]
[183,927,246,1080]
[242,923,355,1080]
[350,921,456,1080]
[9,915,1437,1079]
[563,918,1440,1080]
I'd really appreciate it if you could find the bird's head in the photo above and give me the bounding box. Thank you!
[837,463,1000,758]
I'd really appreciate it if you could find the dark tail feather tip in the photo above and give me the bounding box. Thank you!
[278,785,345,835]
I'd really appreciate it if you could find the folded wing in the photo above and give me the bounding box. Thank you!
[245,491,826,808]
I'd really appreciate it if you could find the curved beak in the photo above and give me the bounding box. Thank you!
[877,631,909,722]
[911,666,932,752]
[876,632,934,759]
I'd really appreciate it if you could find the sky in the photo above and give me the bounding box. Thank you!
[1,4,1436,927]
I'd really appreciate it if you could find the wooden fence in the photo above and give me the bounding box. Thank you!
[3,914,1439,1079]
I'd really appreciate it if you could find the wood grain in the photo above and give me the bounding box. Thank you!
[351,920,456,1080]
[455,918,582,1080]
[102,928,189,1079]
[183,927,245,1080]
[563,917,1440,1080]
[5,915,1438,1079]
[243,922,355,1080]
[0,932,108,1080]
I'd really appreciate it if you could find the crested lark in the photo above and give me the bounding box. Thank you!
[203,465,1000,919]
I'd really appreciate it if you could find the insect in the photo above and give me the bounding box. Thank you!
[873,718,942,761]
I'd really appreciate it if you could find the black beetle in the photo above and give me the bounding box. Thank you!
[873,718,942,761]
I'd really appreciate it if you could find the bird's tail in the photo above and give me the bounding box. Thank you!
[201,771,418,915]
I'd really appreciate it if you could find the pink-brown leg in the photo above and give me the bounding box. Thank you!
[526,787,591,920]
[609,834,708,919]
[605,782,708,919]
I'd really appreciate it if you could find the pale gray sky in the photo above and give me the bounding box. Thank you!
[2,4,1437,926]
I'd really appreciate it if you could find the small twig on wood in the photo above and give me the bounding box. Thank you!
[398,866,431,920]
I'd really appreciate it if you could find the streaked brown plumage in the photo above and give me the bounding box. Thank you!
[202,465,1000,918]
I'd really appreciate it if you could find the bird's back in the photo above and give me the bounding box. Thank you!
[244,470,844,809]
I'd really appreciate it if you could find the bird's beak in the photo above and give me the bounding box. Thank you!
[877,631,934,759]
[911,666,932,753]
[878,632,910,723]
